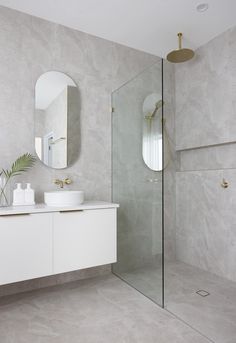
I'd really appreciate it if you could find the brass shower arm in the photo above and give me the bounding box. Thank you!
[145,100,164,119]
[178,32,182,49]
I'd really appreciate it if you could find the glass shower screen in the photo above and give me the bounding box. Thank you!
[112,60,164,307]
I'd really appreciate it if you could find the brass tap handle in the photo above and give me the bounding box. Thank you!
[64,178,72,185]
[221,178,229,188]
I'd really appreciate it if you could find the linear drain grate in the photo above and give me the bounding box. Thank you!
[196,290,210,297]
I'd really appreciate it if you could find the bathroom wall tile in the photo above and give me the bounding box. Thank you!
[176,169,236,282]
[180,142,236,171]
[0,5,158,201]
[175,26,236,150]
[111,42,159,91]
[220,168,236,281]
[175,26,236,283]
[176,170,225,276]
[0,5,159,291]
[53,24,113,87]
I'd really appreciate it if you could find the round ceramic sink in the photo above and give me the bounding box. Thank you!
[44,190,84,207]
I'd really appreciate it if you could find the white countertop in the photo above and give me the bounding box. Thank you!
[0,201,119,216]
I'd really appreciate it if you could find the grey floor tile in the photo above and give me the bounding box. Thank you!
[0,274,210,343]
[119,260,236,343]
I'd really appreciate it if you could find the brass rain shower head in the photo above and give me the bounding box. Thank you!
[167,33,194,63]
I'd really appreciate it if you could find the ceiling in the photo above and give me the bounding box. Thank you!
[0,0,235,57]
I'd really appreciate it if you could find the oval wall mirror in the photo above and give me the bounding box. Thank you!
[34,71,80,169]
[142,93,169,171]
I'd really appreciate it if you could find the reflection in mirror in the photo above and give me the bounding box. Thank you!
[142,93,168,171]
[35,71,80,169]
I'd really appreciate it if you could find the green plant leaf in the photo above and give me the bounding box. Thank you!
[2,153,37,180]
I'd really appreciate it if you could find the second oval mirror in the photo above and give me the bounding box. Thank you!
[142,93,169,171]
[35,71,80,169]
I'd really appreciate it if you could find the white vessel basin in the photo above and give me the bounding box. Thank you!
[44,190,84,207]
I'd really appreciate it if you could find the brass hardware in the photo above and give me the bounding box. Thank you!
[221,178,229,188]
[59,209,84,213]
[1,213,30,217]
[144,100,163,120]
[178,32,182,49]
[64,178,72,185]
[167,32,194,63]
[54,178,72,189]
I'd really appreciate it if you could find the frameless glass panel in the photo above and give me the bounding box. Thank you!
[112,61,164,306]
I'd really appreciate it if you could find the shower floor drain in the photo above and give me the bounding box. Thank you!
[196,290,210,297]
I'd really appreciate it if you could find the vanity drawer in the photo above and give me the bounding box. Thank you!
[53,208,117,274]
[0,213,53,285]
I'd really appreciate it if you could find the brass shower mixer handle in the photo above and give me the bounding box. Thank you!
[221,178,229,188]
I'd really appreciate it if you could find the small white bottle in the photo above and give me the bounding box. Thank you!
[13,183,25,206]
[24,183,35,205]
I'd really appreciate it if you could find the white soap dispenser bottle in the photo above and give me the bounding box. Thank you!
[25,183,35,205]
[13,183,25,206]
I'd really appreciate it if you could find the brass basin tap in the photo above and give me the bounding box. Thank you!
[54,178,72,189]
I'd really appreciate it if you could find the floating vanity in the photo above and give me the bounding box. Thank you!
[0,201,118,286]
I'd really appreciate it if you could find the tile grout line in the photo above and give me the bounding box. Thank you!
[178,167,236,173]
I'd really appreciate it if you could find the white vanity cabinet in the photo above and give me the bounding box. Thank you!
[0,213,53,285]
[53,208,117,274]
[0,202,118,286]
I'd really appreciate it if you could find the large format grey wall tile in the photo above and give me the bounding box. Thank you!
[176,169,236,282]
[175,26,236,283]
[0,5,159,203]
[180,142,236,171]
[0,5,159,293]
[175,26,236,150]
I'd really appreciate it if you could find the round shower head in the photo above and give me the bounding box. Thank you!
[167,33,194,63]
[167,48,194,63]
